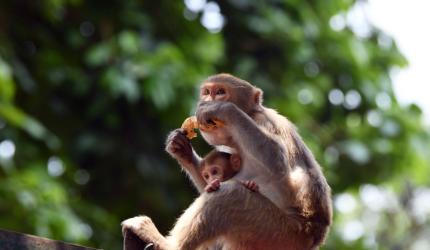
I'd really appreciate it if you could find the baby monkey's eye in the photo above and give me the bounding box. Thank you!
[211,169,218,175]
[204,174,210,180]
[216,88,226,95]
[202,89,210,95]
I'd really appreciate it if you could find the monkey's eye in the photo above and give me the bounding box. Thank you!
[204,174,210,180]
[216,88,226,95]
[201,88,210,95]
[211,169,218,175]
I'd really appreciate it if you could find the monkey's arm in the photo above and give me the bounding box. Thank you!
[197,101,288,175]
[165,129,207,193]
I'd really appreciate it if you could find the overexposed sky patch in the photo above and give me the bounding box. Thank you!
[365,0,430,124]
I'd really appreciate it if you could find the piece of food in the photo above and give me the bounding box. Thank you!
[181,116,225,139]
[181,116,198,139]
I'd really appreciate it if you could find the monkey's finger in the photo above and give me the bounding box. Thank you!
[207,185,219,192]
[171,129,190,143]
[166,129,187,144]
[196,105,210,124]
[195,114,206,127]
[170,128,186,135]
[170,138,183,148]
[169,144,181,153]
[212,179,221,188]
[175,128,188,137]
[249,182,259,192]
[174,135,190,148]
[167,141,181,150]
[166,130,180,142]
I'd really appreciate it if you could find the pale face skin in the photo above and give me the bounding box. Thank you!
[200,156,235,193]
[201,157,232,184]
[199,82,231,102]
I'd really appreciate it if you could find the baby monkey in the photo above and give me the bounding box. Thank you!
[200,150,258,193]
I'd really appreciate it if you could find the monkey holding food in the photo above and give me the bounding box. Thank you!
[122,74,332,250]
[181,116,258,193]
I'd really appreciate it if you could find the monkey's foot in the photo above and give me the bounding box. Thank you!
[123,227,148,250]
[121,216,167,249]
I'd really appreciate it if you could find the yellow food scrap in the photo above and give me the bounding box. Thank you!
[181,116,225,139]
[181,116,198,139]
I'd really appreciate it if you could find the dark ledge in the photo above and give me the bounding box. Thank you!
[122,228,148,250]
[0,228,100,250]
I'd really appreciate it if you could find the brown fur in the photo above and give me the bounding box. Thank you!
[199,150,231,170]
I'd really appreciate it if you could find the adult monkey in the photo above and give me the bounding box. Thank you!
[122,74,332,250]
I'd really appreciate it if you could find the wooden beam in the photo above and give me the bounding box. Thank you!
[0,228,100,250]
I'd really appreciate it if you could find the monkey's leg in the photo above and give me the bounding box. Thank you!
[169,182,296,250]
[121,216,171,250]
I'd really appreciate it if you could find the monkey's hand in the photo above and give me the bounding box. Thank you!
[165,129,194,164]
[205,179,221,193]
[241,180,259,192]
[196,101,236,129]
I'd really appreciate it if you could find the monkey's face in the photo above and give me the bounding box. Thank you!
[198,80,261,146]
[199,80,261,115]
[199,82,231,102]
[201,164,225,184]
[201,155,240,184]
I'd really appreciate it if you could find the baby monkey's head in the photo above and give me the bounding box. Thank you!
[199,150,241,184]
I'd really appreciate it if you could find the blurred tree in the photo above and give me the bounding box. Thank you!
[0,0,429,249]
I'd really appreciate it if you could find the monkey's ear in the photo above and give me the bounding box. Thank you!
[230,154,241,172]
[254,88,263,105]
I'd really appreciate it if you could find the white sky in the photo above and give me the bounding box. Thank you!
[365,0,430,124]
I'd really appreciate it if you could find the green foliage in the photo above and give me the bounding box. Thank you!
[0,0,429,249]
